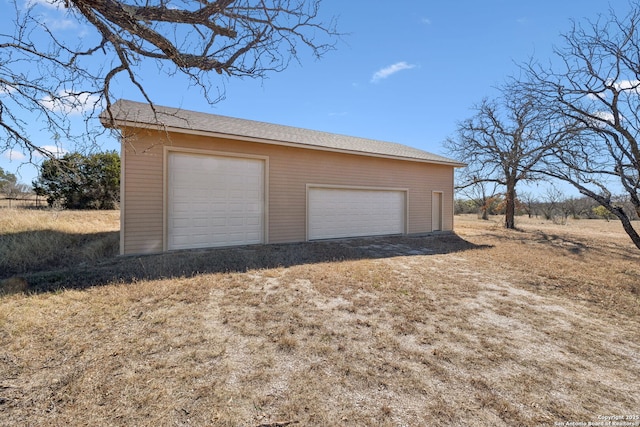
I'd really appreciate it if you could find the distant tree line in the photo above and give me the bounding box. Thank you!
[455,192,639,225]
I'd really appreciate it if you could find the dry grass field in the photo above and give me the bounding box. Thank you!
[0,209,119,280]
[0,195,41,210]
[1,210,639,426]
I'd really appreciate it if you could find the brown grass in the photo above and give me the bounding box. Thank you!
[0,211,639,426]
[0,195,40,209]
[0,209,119,278]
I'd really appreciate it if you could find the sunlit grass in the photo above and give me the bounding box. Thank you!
[0,209,119,279]
[0,211,638,426]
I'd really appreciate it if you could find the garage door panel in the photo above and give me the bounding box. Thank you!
[172,235,193,247]
[246,217,261,227]
[168,152,265,250]
[308,188,405,240]
[191,234,210,244]
[192,218,208,228]
[172,218,195,228]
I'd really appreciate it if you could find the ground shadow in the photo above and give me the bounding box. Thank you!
[0,229,119,279]
[3,232,490,294]
[506,228,591,255]
[490,226,640,259]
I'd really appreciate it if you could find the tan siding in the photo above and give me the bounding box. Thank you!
[121,128,456,254]
[122,130,164,254]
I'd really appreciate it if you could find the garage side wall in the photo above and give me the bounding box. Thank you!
[121,128,455,254]
[120,130,165,254]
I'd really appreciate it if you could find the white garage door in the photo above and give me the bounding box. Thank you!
[167,152,264,250]
[308,187,405,240]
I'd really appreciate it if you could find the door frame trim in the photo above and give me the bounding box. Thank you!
[163,146,269,251]
[305,184,409,241]
[432,191,443,231]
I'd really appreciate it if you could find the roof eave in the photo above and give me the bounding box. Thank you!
[105,117,467,168]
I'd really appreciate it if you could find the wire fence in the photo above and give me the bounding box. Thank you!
[0,196,43,209]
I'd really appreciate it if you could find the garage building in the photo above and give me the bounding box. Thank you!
[101,100,465,255]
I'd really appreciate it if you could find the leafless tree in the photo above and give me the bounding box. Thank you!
[0,0,338,160]
[537,186,565,223]
[453,175,500,220]
[524,3,640,249]
[445,85,565,229]
[519,191,539,218]
[561,196,596,220]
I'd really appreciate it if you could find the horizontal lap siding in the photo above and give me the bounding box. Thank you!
[122,131,164,254]
[122,128,455,254]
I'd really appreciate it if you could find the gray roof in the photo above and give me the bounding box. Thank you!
[101,99,464,166]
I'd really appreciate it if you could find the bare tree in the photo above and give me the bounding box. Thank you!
[537,186,564,222]
[0,166,30,203]
[0,0,338,159]
[445,85,564,229]
[562,196,595,220]
[453,175,500,220]
[524,3,640,249]
[518,191,540,219]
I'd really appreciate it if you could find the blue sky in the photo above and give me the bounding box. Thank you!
[0,0,629,190]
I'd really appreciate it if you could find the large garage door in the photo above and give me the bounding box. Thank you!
[167,152,264,250]
[308,187,405,240]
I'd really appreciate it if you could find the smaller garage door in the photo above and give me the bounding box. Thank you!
[308,187,406,240]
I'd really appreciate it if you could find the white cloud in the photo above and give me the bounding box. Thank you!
[26,0,66,10]
[587,91,606,100]
[0,83,16,96]
[2,146,67,160]
[36,145,68,158]
[2,149,26,161]
[614,79,640,92]
[585,110,623,129]
[588,80,640,100]
[370,62,416,83]
[593,111,616,122]
[24,0,78,31]
[421,18,431,25]
[40,90,101,115]
[46,17,77,30]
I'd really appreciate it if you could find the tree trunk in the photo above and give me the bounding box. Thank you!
[614,207,640,250]
[478,206,489,220]
[504,183,516,229]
